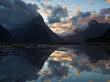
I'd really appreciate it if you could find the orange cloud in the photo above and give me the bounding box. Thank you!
[106,0,110,4]
[49,20,73,34]
[50,51,73,61]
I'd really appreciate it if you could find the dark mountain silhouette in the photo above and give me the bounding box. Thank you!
[62,20,110,43]
[0,25,12,42]
[86,20,110,43]
[0,14,61,43]
[0,14,62,81]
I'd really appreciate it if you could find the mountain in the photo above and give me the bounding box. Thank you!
[0,25,12,42]
[86,20,110,43]
[0,14,62,43]
[62,20,110,43]
[0,14,61,81]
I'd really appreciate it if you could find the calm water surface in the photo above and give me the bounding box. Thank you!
[0,45,110,82]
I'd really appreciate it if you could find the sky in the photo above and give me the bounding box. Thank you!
[46,0,109,12]
[22,0,110,14]
[22,0,110,35]
[23,0,110,11]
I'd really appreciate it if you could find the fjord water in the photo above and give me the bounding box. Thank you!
[0,45,110,82]
[37,45,110,82]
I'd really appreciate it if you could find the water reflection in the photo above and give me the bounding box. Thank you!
[38,45,110,82]
[0,45,110,82]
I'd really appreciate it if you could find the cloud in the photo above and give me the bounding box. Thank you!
[106,0,110,4]
[100,8,110,15]
[22,0,38,3]
[38,3,110,36]
[80,12,91,18]
[70,8,110,29]
[48,5,68,23]
[48,60,68,78]
[71,11,91,27]
[88,0,95,5]
[0,0,39,29]
[61,7,110,40]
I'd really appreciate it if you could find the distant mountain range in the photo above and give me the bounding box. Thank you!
[62,20,110,44]
[86,20,110,43]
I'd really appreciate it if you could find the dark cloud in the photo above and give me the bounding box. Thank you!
[40,3,53,10]
[71,8,110,30]
[79,12,91,18]
[0,0,39,29]
[100,8,110,15]
[48,60,68,78]
[48,5,68,23]
[71,11,91,29]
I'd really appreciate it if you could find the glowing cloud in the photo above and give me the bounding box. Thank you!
[74,6,81,16]
[106,0,110,4]
[50,51,73,61]
[49,20,73,34]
